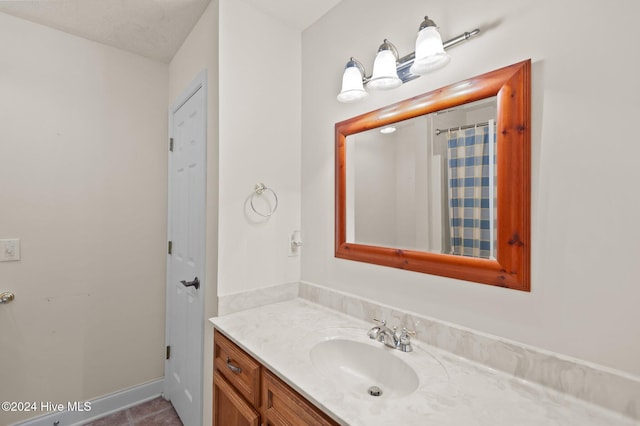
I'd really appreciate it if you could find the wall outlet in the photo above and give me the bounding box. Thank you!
[0,239,21,262]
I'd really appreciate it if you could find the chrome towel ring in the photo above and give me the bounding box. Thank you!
[250,182,278,217]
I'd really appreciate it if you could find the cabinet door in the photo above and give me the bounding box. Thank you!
[213,371,260,426]
[262,370,338,426]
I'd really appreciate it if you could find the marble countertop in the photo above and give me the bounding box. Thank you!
[210,298,636,426]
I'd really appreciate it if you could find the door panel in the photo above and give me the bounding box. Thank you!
[166,82,206,426]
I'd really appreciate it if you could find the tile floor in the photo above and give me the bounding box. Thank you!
[83,396,183,426]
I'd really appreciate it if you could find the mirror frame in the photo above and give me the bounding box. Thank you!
[335,59,530,291]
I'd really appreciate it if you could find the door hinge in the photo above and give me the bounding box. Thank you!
[169,138,174,152]
[168,241,172,255]
[166,345,171,360]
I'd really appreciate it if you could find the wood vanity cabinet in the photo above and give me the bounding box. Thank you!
[261,369,337,426]
[213,372,260,426]
[213,329,338,426]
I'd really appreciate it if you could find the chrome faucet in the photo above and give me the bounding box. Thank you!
[367,319,415,352]
[368,319,399,348]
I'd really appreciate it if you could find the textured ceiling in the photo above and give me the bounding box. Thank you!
[0,0,341,63]
[0,0,212,63]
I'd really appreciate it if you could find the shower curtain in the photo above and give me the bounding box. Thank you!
[446,122,495,259]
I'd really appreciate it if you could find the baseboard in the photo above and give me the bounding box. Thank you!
[12,378,165,426]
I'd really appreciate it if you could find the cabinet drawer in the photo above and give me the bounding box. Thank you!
[262,369,338,426]
[214,329,261,407]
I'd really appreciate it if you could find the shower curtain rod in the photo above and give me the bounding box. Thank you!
[435,121,494,136]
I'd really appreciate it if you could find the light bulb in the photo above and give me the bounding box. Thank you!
[368,40,402,90]
[337,59,367,103]
[410,20,450,75]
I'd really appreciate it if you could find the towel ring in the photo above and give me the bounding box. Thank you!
[250,182,278,217]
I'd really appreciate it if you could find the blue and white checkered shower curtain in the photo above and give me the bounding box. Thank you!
[446,122,496,259]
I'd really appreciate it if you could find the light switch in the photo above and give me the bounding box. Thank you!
[0,239,20,262]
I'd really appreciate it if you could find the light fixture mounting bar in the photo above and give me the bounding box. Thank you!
[442,29,480,49]
[396,28,480,83]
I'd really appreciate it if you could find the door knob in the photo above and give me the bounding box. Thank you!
[180,277,200,290]
[0,292,15,304]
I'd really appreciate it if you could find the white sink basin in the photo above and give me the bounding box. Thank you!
[310,338,420,398]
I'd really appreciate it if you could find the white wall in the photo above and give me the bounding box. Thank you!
[351,125,428,250]
[168,2,219,425]
[217,0,301,296]
[169,1,302,421]
[301,0,640,376]
[352,132,396,246]
[0,12,169,424]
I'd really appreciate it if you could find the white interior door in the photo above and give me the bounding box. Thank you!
[165,73,206,426]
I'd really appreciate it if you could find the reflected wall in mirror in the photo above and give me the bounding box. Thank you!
[346,97,498,259]
[335,60,530,291]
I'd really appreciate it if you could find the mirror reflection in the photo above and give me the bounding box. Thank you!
[345,97,497,259]
[335,59,530,290]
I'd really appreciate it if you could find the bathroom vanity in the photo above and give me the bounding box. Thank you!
[213,328,337,425]
[211,297,637,426]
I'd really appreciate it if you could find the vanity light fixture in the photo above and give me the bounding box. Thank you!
[368,40,402,90]
[337,58,368,103]
[410,16,451,74]
[337,16,480,103]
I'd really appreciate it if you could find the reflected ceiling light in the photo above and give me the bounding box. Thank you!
[380,126,397,134]
[337,15,480,104]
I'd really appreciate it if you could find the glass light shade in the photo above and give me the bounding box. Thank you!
[367,50,402,90]
[410,26,451,75]
[337,65,367,103]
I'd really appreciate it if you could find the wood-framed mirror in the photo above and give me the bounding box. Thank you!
[335,59,530,291]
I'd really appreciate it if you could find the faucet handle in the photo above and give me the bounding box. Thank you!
[367,319,383,340]
[373,318,387,326]
[400,327,416,337]
[398,328,416,352]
